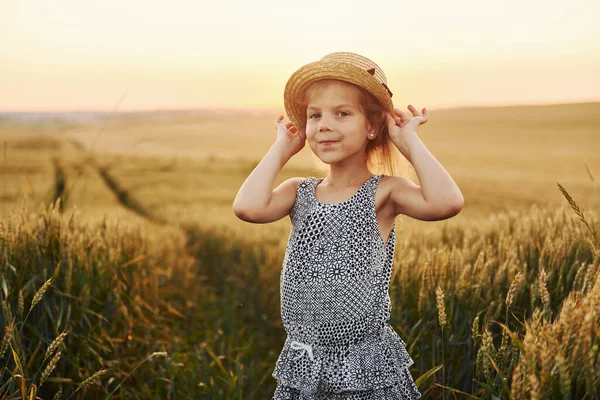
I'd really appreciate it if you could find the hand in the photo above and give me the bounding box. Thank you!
[274,114,306,157]
[385,105,429,147]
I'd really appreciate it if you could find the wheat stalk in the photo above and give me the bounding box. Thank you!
[103,351,167,400]
[528,373,540,400]
[583,159,596,185]
[52,388,63,400]
[62,368,110,400]
[30,276,53,312]
[39,348,62,387]
[43,330,69,362]
[17,289,23,318]
[76,368,109,393]
[434,284,448,399]
[435,285,448,330]
[472,314,480,343]
[506,271,524,308]
[557,183,600,248]
[17,262,62,340]
[538,268,551,310]
[554,352,571,399]
[476,328,494,377]
[496,330,509,370]
[0,320,13,358]
[1,298,13,323]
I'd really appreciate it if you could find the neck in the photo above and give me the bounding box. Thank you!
[324,163,373,188]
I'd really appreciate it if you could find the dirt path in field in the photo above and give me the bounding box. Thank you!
[51,157,66,211]
[63,137,208,249]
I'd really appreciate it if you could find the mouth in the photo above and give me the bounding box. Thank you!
[319,140,338,145]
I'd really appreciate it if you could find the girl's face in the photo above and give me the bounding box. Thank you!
[304,80,372,165]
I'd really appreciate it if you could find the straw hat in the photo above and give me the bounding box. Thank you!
[283,52,395,133]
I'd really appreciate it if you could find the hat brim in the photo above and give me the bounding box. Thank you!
[284,60,394,132]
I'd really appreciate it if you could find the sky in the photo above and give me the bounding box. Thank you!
[1,0,599,112]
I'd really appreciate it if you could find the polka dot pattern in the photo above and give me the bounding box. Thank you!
[272,174,421,399]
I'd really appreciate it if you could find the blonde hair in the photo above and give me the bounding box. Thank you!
[300,79,413,179]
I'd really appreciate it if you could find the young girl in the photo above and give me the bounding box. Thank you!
[233,52,464,399]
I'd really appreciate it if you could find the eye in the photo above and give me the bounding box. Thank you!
[339,111,350,117]
[309,113,320,119]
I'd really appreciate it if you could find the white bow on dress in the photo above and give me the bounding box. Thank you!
[290,340,315,361]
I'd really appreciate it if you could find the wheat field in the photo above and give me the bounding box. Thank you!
[0,102,598,399]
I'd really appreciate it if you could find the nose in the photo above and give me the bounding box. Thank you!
[318,114,332,132]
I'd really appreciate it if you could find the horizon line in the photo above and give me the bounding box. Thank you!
[1,98,600,115]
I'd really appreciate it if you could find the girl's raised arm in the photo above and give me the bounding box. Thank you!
[232,115,306,224]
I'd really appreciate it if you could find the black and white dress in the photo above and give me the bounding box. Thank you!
[272,174,421,399]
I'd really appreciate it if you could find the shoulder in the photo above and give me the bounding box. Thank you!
[279,177,312,221]
[277,176,311,193]
[379,174,458,221]
[288,176,311,188]
[379,174,413,189]
[378,174,414,196]
[378,174,422,216]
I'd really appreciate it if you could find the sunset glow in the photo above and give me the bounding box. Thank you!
[2,0,599,111]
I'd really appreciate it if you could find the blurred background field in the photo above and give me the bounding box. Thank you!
[1,101,599,399]
[2,101,599,233]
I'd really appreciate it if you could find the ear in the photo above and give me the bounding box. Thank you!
[365,120,379,139]
[364,123,374,139]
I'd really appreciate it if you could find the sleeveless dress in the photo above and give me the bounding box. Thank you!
[272,174,421,400]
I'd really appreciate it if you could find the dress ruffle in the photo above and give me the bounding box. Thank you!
[273,370,422,400]
[272,324,418,396]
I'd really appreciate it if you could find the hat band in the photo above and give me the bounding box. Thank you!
[382,83,393,98]
[366,67,393,98]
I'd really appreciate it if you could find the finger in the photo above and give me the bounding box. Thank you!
[407,105,420,116]
[394,112,409,126]
[293,126,304,140]
[394,108,410,121]
[386,112,399,128]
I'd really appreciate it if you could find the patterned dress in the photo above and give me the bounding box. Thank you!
[272,174,421,399]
